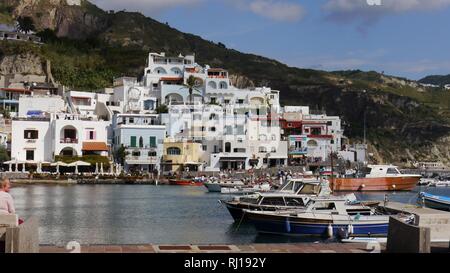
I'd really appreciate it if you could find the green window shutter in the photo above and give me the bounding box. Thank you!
[130,136,137,147]
[150,136,156,148]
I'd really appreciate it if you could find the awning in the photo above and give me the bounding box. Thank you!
[82,142,108,151]
[220,157,247,162]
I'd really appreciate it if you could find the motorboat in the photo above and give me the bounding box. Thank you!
[220,183,271,194]
[331,165,421,191]
[168,178,204,186]
[429,180,450,187]
[244,197,413,237]
[222,178,335,222]
[203,179,245,193]
[419,192,450,211]
[418,178,437,186]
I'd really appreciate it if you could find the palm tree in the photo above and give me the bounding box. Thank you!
[183,75,203,104]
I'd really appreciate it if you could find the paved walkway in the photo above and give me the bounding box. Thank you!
[40,243,381,253]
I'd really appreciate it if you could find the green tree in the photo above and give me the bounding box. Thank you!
[17,16,36,34]
[0,146,10,163]
[115,145,127,165]
[156,104,168,114]
[183,75,203,104]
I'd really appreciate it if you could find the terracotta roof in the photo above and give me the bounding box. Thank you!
[160,77,183,81]
[0,88,32,93]
[82,142,109,151]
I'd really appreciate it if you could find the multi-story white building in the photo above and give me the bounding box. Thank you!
[112,113,165,173]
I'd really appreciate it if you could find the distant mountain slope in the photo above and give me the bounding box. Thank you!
[419,74,450,86]
[2,0,450,165]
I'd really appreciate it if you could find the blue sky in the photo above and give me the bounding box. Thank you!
[91,0,450,80]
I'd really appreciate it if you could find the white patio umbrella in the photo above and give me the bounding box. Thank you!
[100,162,104,175]
[95,163,99,174]
[68,161,91,175]
[15,159,18,173]
[51,161,69,174]
[109,162,114,175]
[8,162,12,172]
[37,162,42,174]
[22,163,26,173]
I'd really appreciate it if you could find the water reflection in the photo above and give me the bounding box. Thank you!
[10,184,450,245]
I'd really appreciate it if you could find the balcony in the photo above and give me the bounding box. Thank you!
[60,138,78,144]
[289,147,308,155]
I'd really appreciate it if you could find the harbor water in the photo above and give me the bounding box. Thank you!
[10,184,450,245]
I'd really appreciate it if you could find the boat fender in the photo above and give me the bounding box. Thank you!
[285,217,291,233]
[361,184,366,188]
[348,224,354,234]
[327,224,333,238]
[392,184,396,189]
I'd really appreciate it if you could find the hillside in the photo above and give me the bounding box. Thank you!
[1,0,450,165]
[420,74,450,86]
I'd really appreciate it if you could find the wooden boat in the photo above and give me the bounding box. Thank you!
[419,192,450,211]
[245,197,413,237]
[168,178,203,186]
[330,165,420,191]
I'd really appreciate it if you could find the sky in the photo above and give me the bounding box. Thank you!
[90,0,450,80]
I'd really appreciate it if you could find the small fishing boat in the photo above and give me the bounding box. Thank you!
[429,180,450,187]
[245,197,413,237]
[220,183,271,195]
[168,178,203,186]
[204,179,245,193]
[418,178,436,186]
[419,192,450,211]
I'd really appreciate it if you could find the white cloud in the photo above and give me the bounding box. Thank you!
[91,0,305,22]
[247,0,305,22]
[323,0,450,25]
[90,0,203,14]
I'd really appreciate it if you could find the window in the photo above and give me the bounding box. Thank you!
[225,142,231,153]
[260,197,285,206]
[26,150,34,161]
[24,130,38,139]
[327,121,333,126]
[234,148,246,153]
[271,147,277,153]
[148,151,157,157]
[313,202,337,211]
[130,136,137,147]
[237,99,244,104]
[259,147,267,153]
[311,128,321,135]
[387,168,400,175]
[210,97,217,104]
[87,130,95,140]
[210,113,217,120]
[167,147,181,155]
[132,151,141,157]
[285,197,305,206]
[149,137,157,148]
[202,145,207,151]
[210,127,216,132]
[224,99,230,104]
[129,118,134,124]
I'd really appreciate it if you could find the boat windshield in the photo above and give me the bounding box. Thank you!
[297,184,321,195]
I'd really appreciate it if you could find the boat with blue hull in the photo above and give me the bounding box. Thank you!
[245,198,412,237]
[419,192,450,211]
[222,178,332,222]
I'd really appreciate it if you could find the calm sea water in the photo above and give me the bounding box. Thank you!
[10,184,450,245]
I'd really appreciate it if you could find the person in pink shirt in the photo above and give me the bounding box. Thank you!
[0,178,15,215]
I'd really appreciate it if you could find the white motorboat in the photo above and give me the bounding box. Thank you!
[429,180,450,187]
[418,178,436,186]
[204,179,245,192]
[220,183,271,195]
